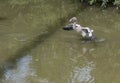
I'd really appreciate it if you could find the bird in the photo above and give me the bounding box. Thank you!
[63,17,95,41]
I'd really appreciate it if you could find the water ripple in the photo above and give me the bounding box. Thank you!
[71,61,95,83]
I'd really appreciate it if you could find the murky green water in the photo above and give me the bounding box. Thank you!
[0,0,120,83]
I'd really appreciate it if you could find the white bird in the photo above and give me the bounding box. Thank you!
[63,17,94,40]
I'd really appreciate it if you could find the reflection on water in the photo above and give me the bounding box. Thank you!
[3,55,33,83]
[71,61,95,83]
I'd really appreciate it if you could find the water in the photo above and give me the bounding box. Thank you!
[70,61,95,83]
[4,55,33,83]
[0,1,120,83]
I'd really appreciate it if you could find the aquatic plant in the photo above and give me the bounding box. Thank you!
[80,0,120,9]
[114,0,120,10]
[101,0,109,8]
[89,0,96,5]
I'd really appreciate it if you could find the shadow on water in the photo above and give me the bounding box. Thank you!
[0,3,87,78]
[0,17,8,21]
